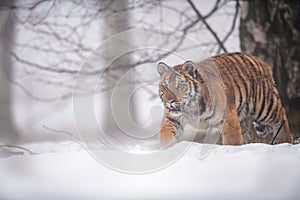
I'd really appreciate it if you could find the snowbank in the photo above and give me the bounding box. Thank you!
[0,142,300,200]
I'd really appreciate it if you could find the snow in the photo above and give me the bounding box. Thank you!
[1,142,300,200]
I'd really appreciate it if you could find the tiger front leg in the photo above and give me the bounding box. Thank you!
[160,116,183,147]
[222,106,243,145]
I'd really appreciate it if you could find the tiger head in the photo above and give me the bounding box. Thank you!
[157,61,199,114]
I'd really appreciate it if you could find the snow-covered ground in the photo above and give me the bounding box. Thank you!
[1,141,300,200]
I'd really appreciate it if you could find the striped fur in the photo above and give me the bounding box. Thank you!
[157,52,293,147]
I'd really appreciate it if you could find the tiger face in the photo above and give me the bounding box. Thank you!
[157,62,193,113]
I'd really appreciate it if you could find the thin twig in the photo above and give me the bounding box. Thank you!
[271,120,285,145]
[42,125,75,138]
[0,144,38,155]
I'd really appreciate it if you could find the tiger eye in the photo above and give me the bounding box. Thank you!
[161,82,168,89]
[177,82,185,89]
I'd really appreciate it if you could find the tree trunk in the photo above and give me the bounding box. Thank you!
[240,0,300,140]
[0,8,18,143]
[101,1,137,141]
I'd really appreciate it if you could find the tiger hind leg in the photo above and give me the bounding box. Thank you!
[271,120,293,144]
[253,120,293,144]
[253,121,273,137]
[222,105,243,145]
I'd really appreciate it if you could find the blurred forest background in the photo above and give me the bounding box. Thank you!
[0,0,299,151]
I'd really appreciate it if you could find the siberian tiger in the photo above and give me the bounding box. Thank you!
[157,52,293,146]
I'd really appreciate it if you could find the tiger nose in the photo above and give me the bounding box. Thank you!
[166,94,175,103]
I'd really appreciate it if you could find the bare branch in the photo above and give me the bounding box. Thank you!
[5,0,237,101]
[187,0,228,53]
[0,0,53,10]
[11,51,96,75]
[204,0,221,19]
[217,0,239,54]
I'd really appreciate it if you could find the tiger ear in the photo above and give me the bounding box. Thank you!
[182,61,196,76]
[157,62,170,76]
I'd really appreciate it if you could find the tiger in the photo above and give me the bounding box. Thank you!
[157,52,293,147]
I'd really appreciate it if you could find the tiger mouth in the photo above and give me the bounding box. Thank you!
[165,102,181,111]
